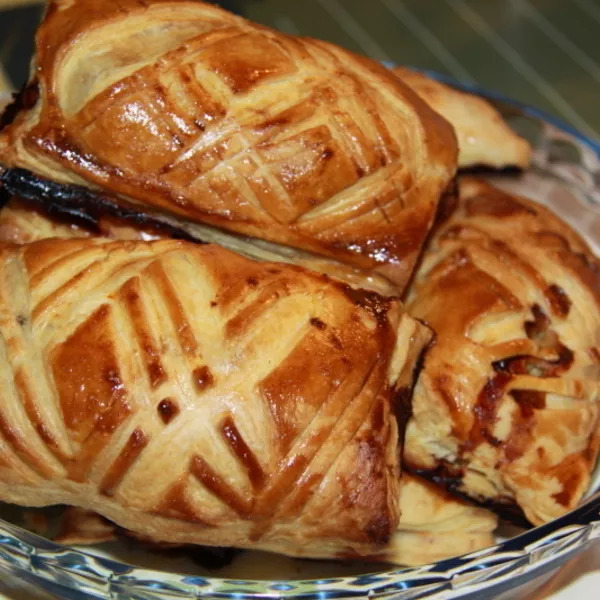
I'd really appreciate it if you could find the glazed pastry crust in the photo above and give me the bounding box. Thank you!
[0,0,457,294]
[393,67,531,170]
[0,199,497,564]
[405,178,600,525]
[0,237,432,558]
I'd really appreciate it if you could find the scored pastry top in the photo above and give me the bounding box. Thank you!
[0,0,457,295]
[404,177,600,525]
[0,237,431,558]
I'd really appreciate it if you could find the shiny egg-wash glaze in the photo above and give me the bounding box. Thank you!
[0,0,457,295]
[405,178,600,525]
[0,190,502,566]
[0,237,433,560]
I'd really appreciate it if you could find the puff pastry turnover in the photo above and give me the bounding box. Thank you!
[405,178,600,525]
[0,0,457,295]
[0,237,433,559]
[392,67,531,170]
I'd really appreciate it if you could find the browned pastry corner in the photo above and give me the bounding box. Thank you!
[54,507,117,546]
[250,471,498,565]
[0,237,433,560]
[393,67,531,170]
[405,177,600,525]
[0,0,457,296]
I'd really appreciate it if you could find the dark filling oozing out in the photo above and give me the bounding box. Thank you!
[0,167,199,241]
[413,298,576,527]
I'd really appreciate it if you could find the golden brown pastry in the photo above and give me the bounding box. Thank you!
[54,507,117,547]
[0,197,497,564]
[0,0,457,295]
[405,178,600,525]
[393,67,531,170]
[0,197,495,564]
[0,236,432,560]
